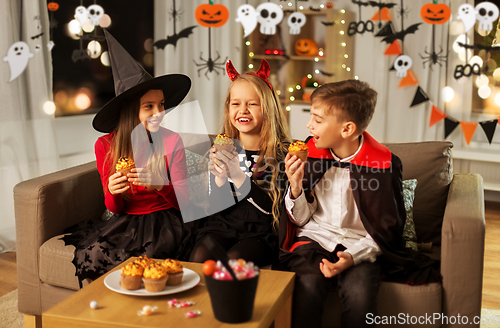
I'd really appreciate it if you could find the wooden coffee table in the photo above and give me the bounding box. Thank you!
[42,258,295,328]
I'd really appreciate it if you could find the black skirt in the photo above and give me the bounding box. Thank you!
[61,208,187,287]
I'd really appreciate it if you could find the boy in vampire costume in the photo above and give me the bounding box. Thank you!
[276,80,440,328]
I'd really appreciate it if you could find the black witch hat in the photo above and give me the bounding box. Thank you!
[92,29,191,133]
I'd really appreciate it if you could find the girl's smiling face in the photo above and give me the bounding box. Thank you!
[138,89,165,132]
[228,80,263,136]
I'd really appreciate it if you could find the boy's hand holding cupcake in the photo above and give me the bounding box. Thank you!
[285,141,309,199]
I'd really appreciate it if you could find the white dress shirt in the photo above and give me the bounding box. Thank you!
[285,135,382,265]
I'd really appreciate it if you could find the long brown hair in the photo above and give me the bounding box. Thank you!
[103,89,169,197]
[222,74,291,229]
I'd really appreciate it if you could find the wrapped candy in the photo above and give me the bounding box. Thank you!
[207,258,260,281]
[137,305,157,316]
[186,310,201,318]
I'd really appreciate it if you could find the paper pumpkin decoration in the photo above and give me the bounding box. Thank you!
[457,4,476,33]
[394,55,412,78]
[256,2,284,35]
[3,41,34,82]
[236,4,257,37]
[420,3,451,25]
[195,2,229,28]
[288,12,306,35]
[295,39,318,56]
[47,2,59,11]
[475,2,499,32]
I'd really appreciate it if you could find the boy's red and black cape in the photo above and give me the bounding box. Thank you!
[278,132,441,284]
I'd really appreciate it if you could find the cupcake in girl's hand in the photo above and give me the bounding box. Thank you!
[143,262,168,292]
[162,259,184,286]
[213,134,234,153]
[288,141,309,162]
[120,262,144,290]
[115,157,135,175]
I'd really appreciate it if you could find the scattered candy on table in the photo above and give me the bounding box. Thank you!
[137,305,157,316]
[186,310,201,318]
[168,299,194,308]
[204,259,260,281]
[89,301,99,309]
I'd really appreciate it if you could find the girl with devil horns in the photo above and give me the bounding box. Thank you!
[189,59,291,267]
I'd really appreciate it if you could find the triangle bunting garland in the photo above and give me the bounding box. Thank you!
[384,40,402,55]
[375,22,395,37]
[398,70,418,88]
[410,86,430,107]
[444,117,460,139]
[429,105,447,127]
[370,8,392,22]
[460,121,479,145]
[479,120,498,144]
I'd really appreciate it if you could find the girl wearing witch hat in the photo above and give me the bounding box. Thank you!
[189,59,291,267]
[61,30,191,286]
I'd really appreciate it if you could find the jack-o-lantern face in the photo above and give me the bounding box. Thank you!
[47,2,59,11]
[420,3,451,25]
[295,39,318,56]
[195,3,229,28]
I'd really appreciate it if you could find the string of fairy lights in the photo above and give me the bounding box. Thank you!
[245,3,354,111]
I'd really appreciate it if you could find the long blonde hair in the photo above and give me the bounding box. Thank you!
[103,89,169,197]
[222,74,291,229]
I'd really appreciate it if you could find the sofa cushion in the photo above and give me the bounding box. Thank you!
[386,142,453,245]
[39,234,80,291]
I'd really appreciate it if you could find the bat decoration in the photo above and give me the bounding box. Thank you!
[369,1,396,28]
[154,0,197,49]
[381,23,421,44]
[319,69,334,77]
[455,42,500,76]
[31,32,44,40]
[80,34,105,41]
[154,26,197,49]
[309,6,322,12]
[348,0,374,36]
[72,49,91,62]
[321,21,336,26]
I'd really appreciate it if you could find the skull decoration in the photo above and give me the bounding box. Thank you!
[475,2,499,32]
[394,55,412,78]
[288,12,306,35]
[256,3,284,35]
[87,4,104,27]
[74,6,88,25]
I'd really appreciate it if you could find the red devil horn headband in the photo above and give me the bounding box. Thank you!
[226,59,273,91]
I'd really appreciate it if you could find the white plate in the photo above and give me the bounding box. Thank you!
[104,268,200,296]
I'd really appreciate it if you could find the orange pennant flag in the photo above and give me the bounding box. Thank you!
[384,40,402,55]
[429,105,447,127]
[370,8,392,22]
[460,121,479,145]
[398,70,418,88]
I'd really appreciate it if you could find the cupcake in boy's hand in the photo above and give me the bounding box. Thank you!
[120,262,144,290]
[213,134,234,153]
[162,259,184,286]
[143,262,168,292]
[288,141,309,162]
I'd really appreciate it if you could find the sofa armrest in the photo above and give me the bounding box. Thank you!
[14,161,105,315]
[441,173,485,327]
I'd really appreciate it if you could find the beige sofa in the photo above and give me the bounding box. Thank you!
[14,136,485,328]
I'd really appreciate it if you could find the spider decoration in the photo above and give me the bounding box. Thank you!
[194,50,228,79]
[418,2,451,69]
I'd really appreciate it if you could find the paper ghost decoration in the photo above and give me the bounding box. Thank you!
[457,4,476,33]
[476,2,499,32]
[288,12,306,35]
[74,6,88,25]
[236,4,258,37]
[87,4,104,27]
[394,55,412,78]
[47,41,55,51]
[256,2,283,35]
[3,42,34,82]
